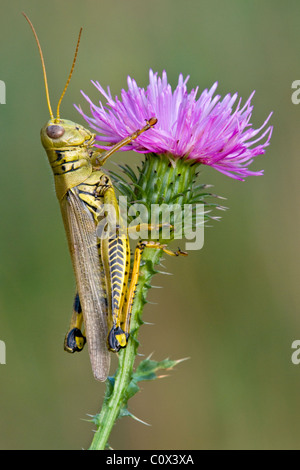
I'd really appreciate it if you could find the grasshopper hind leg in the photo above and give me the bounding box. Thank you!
[119,240,188,346]
[64,292,87,353]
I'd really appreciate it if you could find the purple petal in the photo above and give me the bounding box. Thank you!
[76,70,273,180]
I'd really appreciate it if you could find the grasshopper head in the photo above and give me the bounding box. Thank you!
[40,119,94,150]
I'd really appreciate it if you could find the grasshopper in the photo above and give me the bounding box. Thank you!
[24,14,185,381]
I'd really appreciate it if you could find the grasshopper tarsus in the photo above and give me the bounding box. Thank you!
[148,116,158,127]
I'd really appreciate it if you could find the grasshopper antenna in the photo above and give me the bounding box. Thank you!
[56,27,82,122]
[23,12,82,122]
[22,12,54,120]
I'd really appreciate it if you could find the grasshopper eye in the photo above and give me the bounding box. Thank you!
[46,125,65,139]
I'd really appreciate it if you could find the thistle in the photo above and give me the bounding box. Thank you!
[76,70,273,450]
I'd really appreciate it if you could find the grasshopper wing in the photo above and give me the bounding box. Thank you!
[61,188,110,381]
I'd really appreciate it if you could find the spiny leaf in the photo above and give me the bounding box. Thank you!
[133,357,181,382]
[119,356,185,409]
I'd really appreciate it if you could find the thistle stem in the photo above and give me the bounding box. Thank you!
[89,247,163,450]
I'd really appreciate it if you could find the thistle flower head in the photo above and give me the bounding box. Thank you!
[76,69,273,181]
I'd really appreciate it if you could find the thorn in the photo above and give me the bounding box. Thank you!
[82,414,97,423]
[146,352,155,361]
[129,412,151,426]
[175,357,190,365]
[158,374,170,379]
[171,357,191,370]
[159,261,167,268]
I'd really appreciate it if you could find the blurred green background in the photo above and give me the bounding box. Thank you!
[0,0,299,450]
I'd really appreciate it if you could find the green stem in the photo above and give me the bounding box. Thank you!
[89,247,163,450]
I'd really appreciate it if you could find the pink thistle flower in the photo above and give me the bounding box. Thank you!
[76,70,273,181]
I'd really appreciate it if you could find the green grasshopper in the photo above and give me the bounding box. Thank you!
[23,14,154,381]
[24,14,185,381]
